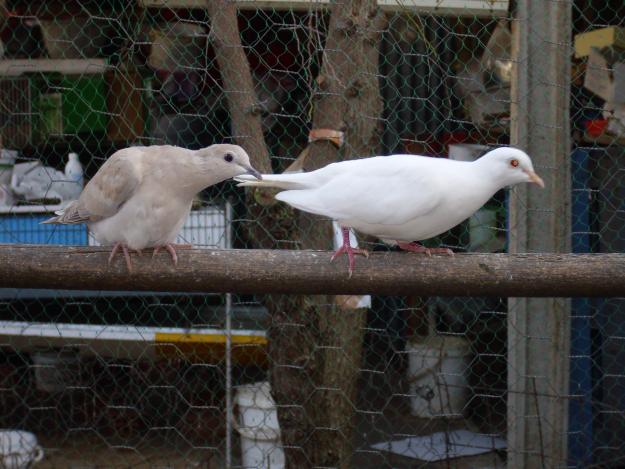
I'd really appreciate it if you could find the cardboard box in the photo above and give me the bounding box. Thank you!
[583,48,625,103]
[106,70,145,142]
[575,26,625,58]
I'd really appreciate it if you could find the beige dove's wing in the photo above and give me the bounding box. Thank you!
[43,150,142,224]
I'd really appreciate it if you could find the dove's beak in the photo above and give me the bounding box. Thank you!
[245,166,263,180]
[525,170,545,188]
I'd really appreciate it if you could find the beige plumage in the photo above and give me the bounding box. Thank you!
[43,144,261,271]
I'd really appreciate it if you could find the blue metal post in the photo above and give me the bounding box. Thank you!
[568,148,593,465]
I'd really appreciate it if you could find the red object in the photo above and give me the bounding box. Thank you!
[585,119,608,137]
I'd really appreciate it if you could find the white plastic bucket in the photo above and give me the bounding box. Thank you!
[234,381,285,469]
[31,349,79,393]
[0,430,44,468]
[407,336,471,418]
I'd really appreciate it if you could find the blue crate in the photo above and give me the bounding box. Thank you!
[0,213,87,245]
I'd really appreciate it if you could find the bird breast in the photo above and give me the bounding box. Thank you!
[343,172,498,243]
[89,192,193,250]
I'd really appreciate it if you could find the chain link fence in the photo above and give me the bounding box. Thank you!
[0,0,623,467]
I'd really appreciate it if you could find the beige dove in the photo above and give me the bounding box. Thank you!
[43,144,261,271]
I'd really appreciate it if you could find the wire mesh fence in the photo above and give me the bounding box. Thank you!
[0,0,623,467]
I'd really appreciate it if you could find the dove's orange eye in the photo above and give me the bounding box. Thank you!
[510,159,519,167]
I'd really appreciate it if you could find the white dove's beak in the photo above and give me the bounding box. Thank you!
[524,170,545,188]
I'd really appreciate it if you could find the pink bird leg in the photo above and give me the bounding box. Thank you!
[331,227,369,277]
[152,243,193,266]
[396,241,454,256]
[108,242,134,272]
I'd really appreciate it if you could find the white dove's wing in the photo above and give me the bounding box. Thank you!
[44,149,142,224]
[276,156,444,225]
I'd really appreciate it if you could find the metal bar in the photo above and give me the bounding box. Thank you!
[569,148,594,465]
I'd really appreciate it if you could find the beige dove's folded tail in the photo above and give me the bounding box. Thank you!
[41,201,91,225]
[40,214,62,224]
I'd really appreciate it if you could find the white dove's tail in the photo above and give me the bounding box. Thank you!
[234,172,313,190]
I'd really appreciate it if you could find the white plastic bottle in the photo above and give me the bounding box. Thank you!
[65,152,83,188]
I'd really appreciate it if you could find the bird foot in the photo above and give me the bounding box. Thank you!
[397,242,454,257]
[152,243,192,266]
[332,227,369,277]
[108,242,134,272]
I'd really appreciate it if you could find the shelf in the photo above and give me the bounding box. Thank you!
[0,59,111,77]
[0,204,64,214]
[581,131,625,147]
[0,320,267,362]
[139,0,509,16]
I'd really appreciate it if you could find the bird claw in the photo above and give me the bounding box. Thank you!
[152,243,185,266]
[332,228,368,276]
[397,242,454,257]
[165,244,178,266]
[108,242,133,272]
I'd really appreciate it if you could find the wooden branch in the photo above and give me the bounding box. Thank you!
[1,245,623,297]
[205,0,272,173]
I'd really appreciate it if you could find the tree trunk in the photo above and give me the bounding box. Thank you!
[206,2,386,467]
[287,2,387,467]
[205,3,320,467]
[205,1,270,173]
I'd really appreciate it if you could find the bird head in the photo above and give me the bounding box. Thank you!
[196,144,262,180]
[478,147,544,189]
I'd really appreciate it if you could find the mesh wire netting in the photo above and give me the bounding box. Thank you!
[0,0,622,467]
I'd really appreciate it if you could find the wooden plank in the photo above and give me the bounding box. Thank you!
[509,0,572,466]
[139,0,509,16]
[0,245,623,297]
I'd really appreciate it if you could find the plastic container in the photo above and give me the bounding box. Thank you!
[31,349,79,393]
[0,430,44,468]
[39,17,116,59]
[407,336,471,418]
[65,152,84,188]
[234,381,285,469]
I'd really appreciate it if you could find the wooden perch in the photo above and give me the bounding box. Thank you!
[0,244,623,297]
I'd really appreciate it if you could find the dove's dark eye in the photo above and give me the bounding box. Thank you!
[224,153,234,163]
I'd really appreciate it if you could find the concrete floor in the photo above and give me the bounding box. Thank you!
[34,364,506,469]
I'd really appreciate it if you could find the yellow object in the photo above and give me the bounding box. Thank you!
[155,332,268,365]
[575,27,625,58]
[155,332,267,345]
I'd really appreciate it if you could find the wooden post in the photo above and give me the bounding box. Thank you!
[202,3,386,465]
[0,246,624,297]
[203,4,311,466]
[205,0,271,174]
[278,2,386,467]
[509,1,572,467]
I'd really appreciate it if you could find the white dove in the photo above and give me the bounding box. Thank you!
[43,144,261,271]
[236,147,544,275]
